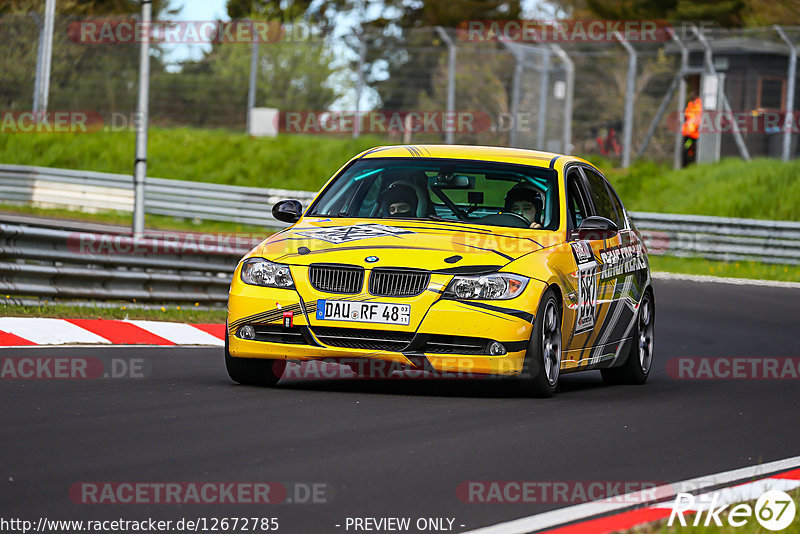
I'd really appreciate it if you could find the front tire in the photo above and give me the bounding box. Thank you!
[225,336,286,386]
[518,288,562,398]
[601,288,655,385]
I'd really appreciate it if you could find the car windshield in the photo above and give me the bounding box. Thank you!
[308,158,559,230]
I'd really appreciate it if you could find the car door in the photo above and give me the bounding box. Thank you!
[579,166,644,364]
[562,166,610,365]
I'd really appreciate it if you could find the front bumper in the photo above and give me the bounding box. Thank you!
[227,271,547,376]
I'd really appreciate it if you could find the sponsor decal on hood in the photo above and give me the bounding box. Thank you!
[293,224,415,244]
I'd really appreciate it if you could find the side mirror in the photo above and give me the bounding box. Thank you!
[272,200,303,224]
[576,216,618,240]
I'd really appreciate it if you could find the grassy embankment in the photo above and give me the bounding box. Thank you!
[1,130,798,320]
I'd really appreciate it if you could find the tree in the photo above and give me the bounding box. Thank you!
[149,20,344,128]
[0,0,176,114]
[554,0,800,27]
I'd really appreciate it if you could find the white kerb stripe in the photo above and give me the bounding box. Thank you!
[461,454,800,534]
[125,321,224,346]
[0,317,111,345]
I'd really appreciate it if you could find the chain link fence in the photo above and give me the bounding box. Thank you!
[1,15,799,164]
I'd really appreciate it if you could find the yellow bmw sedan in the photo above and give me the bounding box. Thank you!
[225,145,654,397]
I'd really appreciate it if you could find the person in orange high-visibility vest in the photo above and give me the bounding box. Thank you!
[682,92,702,166]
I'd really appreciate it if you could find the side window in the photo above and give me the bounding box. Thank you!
[566,170,589,231]
[583,169,624,229]
[604,181,628,230]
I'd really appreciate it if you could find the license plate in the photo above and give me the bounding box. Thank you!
[315,300,411,326]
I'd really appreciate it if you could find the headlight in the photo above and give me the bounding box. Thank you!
[240,258,294,288]
[444,273,528,300]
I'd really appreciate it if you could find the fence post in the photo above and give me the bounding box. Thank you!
[246,26,259,134]
[30,13,44,113]
[353,30,366,139]
[132,0,152,237]
[34,0,56,114]
[690,25,751,161]
[435,27,456,144]
[672,29,688,170]
[536,52,550,150]
[507,47,523,147]
[775,26,797,162]
[549,44,573,154]
[614,32,636,169]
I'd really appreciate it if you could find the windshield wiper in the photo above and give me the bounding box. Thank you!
[427,215,453,222]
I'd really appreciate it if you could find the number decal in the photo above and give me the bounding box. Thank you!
[571,241,598,334]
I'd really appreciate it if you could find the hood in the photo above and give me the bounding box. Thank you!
[255,218,554,272]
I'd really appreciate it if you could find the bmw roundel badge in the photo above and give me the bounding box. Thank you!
[365,256,379,263]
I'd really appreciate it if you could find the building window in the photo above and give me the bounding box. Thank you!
[757,77,786,110]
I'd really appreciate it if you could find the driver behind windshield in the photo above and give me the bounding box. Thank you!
[504,184,543,229]
[379,181,419,218]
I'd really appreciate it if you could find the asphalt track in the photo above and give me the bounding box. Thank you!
[2,278,800,533]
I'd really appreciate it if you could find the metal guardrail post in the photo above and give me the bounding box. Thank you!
[614,32,636,169]
[435,27,456,145]
[775,26,797,162]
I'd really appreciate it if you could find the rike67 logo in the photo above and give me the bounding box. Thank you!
[669,489,796,531]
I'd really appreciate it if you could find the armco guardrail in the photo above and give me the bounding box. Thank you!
[631,212,800,265]
[0,223,259,303]
[1,164,798,304]
[1,212,797,305]
[0,164,318,227]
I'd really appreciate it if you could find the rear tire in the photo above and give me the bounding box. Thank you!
[518,288,562,398]
[225,335,285,386]
[601,289,654,385]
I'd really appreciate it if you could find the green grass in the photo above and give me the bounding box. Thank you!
[2,127,798,219]
[649,256,800,283]
[584,156,800,222]
[2,128,799,289]
[0,202,273,236]
[0,300,227,323]
[0,127,386,190]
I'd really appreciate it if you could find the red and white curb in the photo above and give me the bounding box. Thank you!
[463,455,800,534]
[0,318,224,347]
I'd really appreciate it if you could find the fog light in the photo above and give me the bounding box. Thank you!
[487,341,506,355]
[238,325,256,340]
